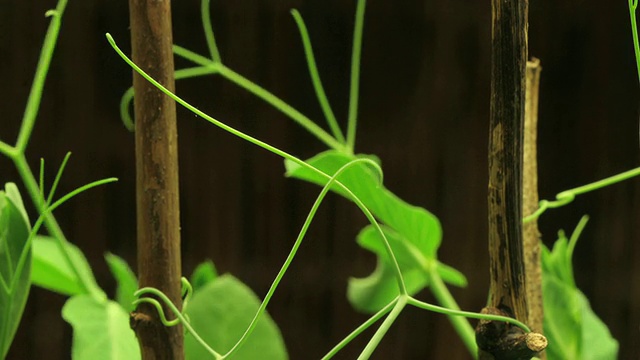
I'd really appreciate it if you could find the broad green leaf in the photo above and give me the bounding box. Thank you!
[190,260,218,293]
[286,151,463,312]
[105,253,138,313]
[62,295,140,360]
[32,236,101,297]
[184,274,287,359]
[542,217,618,360]
[0,184,31,359]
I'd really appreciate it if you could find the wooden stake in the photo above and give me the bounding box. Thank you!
[486,0,528,325]
[476,1,546,359]
[523,58,544,338]
[127,0,183,358]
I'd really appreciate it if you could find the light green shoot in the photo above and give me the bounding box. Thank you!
[0,0,111,301]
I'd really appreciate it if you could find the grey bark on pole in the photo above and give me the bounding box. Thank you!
[127,0,184,358]
[476,0,547,359]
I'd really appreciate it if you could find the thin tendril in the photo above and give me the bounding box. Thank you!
[201,0,222,63]
[523,165,640,222]
[133,280,222,359]
[290,9,345,144]
[629,0,640,86]
[46,152,72,206]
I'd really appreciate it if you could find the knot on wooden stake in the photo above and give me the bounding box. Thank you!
[476,307,547,360]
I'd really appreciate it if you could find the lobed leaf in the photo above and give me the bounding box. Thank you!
[184,274,287,359]
[0,184,31,359]
[62,295,140,360]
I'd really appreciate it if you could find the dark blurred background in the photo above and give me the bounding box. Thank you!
[1,0,639,359]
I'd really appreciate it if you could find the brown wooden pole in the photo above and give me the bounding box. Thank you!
[523,58,544,339]
[475,0,546,359]
[127,0,183,359]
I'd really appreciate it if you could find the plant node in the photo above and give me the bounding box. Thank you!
[475,307,547,360]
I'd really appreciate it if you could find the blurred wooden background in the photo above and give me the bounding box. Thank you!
[1,0,639,359]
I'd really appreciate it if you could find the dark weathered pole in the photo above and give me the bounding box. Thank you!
[487,0,528,321]
[127,0,183,358]
[476,0,546,359]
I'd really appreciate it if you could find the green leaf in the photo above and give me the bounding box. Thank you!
[286,150,442,260]
[542,216,618,360]
[0,184,32,359]
[356,224,466,286]
[190,260,218,293]
[105,253,138,313]
[62,295,140,360]
[286,150,464,312]
[184,274,287,360]
[348,259,428,313]
[31,235,100,296]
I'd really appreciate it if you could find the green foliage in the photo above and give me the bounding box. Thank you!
[0,184,32,359]
[105,253,139,313]
[542,216,618,360]
[184,274,287,360]
[62,295,140,360]
[285,150,466,312]
[31,236,99,296]
[190,260,218,293]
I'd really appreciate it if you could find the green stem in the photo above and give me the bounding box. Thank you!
[346,0,367,153]
[290,9,345,144]
[426,267,478,357]
[358,295,407,360]
[321,298,397,360]
[406,296,531,332]
[15,0,68,153]
[0,141,16,158]
[629,0,640,85]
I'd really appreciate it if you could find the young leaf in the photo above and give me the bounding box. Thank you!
[62,295,140,360]
[542,217,618,360]
[190,260,217,293]
[31,236,100,296]
[0,184,32,359]
[348,259,428,313]
[184,274,287,359]
[356,224,467,286]
[105,253,138,313]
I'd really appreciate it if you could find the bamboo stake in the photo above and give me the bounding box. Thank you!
[127,0,184,358]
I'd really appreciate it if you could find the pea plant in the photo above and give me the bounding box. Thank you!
[0,0,632,358]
